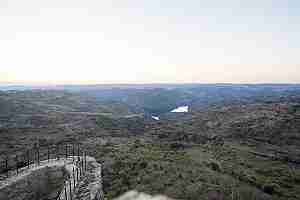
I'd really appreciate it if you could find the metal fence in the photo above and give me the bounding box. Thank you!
[0,143,85,180]
[0,143,89,200]
[55,152,88,200]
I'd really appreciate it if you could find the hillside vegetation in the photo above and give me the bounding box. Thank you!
[0,85,300,200]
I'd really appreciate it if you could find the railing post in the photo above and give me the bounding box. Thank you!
[72,144,75,162]
[77,144,80,160]
[83,152,85,172]
[57,145,60,160]
[83,152,85,171]
[38,147,40,166]
[85,152,87,171]
[65,144,68,159]
[15,155,18,175]
[48,146,50,162]
[38,147,41,165]
[76,167,79,182]
[69,180,72,200]
[5,157,8,178]
[64,183,68,200]
[80,158,83,175]
[22,154,26,169]
[73,166,76,187]
[80,162,82,177]
[82,154,84,174]
[27,150,30,169]
[34,143,37,166]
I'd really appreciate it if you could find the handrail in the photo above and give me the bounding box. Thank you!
[0,143,90,200]
[56,155,87,200]
[0,143,84,179]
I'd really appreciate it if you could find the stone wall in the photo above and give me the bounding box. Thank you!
[0,166,66,200]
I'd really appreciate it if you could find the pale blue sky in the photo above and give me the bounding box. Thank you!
[0,0,299,84]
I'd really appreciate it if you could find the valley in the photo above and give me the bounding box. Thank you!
[0,84,300,200]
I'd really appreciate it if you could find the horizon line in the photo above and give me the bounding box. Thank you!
[1,82,300,87]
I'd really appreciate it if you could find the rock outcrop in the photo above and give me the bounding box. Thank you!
[114,191,173,200]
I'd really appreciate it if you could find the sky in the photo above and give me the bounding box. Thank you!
[0,0,299,85]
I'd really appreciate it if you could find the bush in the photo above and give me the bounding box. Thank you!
[294,171,300,183]
[206,159,222,172]
[170,142,185,150]
[262,182,280,195]
[139,161,148,169]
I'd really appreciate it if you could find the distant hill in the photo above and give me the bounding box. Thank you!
[2,84,300,116]
[0,90,137,115]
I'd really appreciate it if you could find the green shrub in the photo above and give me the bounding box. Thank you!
[262,182,280,195]
[206,159,222,172]
[238,186,271,200]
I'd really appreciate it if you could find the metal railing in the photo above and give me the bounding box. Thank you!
[0,143,85,179]
[0,143,89,200]
[55,153,88,200]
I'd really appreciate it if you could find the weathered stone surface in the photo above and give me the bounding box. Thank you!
[0,166,66,200]
[114,191,173,200]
